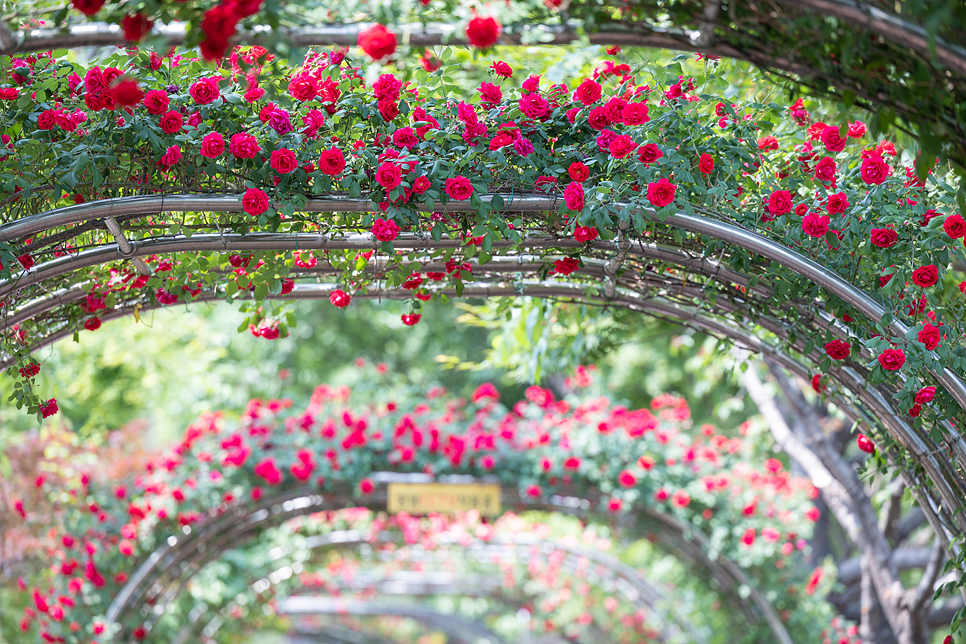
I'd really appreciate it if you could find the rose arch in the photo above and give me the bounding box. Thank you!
[16,373,847,644]
[1,44,966,580]
[2,4,966,638]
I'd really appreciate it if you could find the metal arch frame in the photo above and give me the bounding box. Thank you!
[1,194,964,540]
[2,227,963,548]
[107,485,794,644]
[3,269,963,560]
[171,531,698,644]
[284,598,512,644]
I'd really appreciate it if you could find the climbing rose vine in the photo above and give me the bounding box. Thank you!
[0,47,963,465]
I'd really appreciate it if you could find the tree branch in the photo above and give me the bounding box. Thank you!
[911,538,945,612]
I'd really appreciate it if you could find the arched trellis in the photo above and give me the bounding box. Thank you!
[171,528,708,644]
[2,193,965,563]
[104,485,794,644]
[6,3,966,164]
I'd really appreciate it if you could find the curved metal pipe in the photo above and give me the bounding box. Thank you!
[5,194,962,442]
[281,596,510,644]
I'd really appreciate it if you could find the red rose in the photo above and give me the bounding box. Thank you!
[811,374,825,393]
[768,190,792,216]
[802,213,830,237]
[912,264,938,287]
[608,134,637,159]
[568,162,590,182]
[491,61,512,78]
[698,153,714,174]
[142,90,169,115]
[412,176,431,194]
[318,148,346,176]
[518,94,550,120]
[860,155,890,185]
[915,386,936,403]
[121,14,153,42]
[856,433,874,453]
[72,0,106,16]
[870,228,898,248]
[200,132,225,158]
[848,121,866,138]
[814,156,836,182]
[376,162,403,190]
[270,148,299,174]
[647,177,676,208]
[465,16,501,49]
[535,175,557,191]
[478,82,502,105]
[288,75,317,102]
[820,125,846,152]
[400,313,421,326]
[0,87,17,100]
[189,77,220,105]
[84,316,102,332]
[943,214,966,239]
[824,339,850,360]
[378,98,399,121]
[637,143,662,166]
[757,135,779,151]
[254,458,283,485]
[160,145,182,167]
[618,470,637,487]
[622,102,649,125]
[574,79,602,106]
[159,110,183,134]
[392,127,419,149]
[604,97,627,122]
[826,192,849,214]
[199,5,238,61]
[358,24,397,61]
[445,175,474,200]
[329,289,351,308]
[564,181,584,211]
[918,323,941,350]
[40,398,58,418]
[229,132,260,159]
[553,257,580,275]
[109,79,143,107]
[371,217,401,241]
[877,349,906,371]
[242,188,269,216]
[574,226,598,243]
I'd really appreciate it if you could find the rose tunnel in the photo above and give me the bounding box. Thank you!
[3,1,966,642]
[19,374,828,644]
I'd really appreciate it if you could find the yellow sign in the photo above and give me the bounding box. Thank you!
[387,483,502,516]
